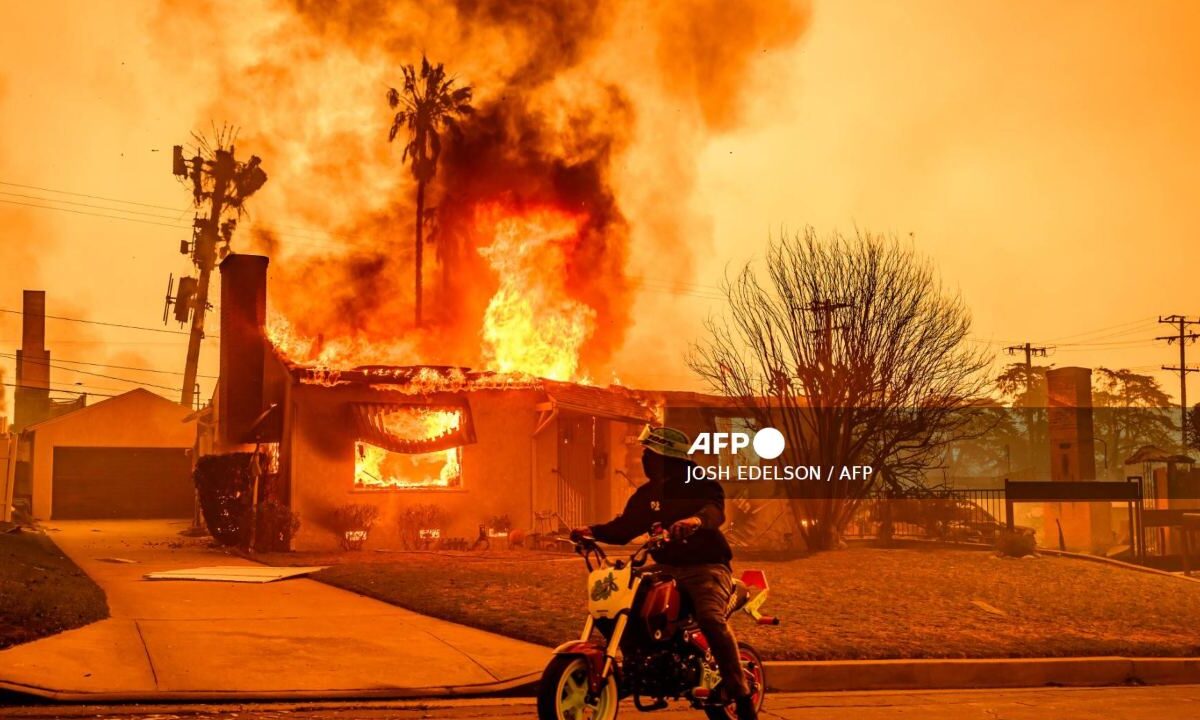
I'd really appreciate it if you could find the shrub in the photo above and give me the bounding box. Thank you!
[255,500,301,552]
[332,503,380,551]
[399,504,445,549]
[194,453,256,547]
[489,514,513,534]
[995,528,1037,558]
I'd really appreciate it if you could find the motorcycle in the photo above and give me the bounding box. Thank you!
[537,525,779,719]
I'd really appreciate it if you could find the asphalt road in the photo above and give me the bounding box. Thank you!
[6,686,1200,719]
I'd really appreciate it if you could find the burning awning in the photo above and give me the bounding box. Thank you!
[542,381,653,424]
[349,402,476,454]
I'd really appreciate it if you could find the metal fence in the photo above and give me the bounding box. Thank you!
[844,487,1008,543]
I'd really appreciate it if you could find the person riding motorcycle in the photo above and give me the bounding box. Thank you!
[572,425,757,720]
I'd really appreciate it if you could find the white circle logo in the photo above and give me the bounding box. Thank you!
[752,428,785,460]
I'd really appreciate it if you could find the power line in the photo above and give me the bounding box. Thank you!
[0,353,183,392]
[1055,339,1161,349]
[0,180,183,212]
[1049,316,1157,343]
[0,381,119,398]
[0,185,342,248]
[0,190,190,221]
[0,197,193,230]
[0,307,209,337]
[15,353,217,379]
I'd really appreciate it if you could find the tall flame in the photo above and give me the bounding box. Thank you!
[476,202,594,381]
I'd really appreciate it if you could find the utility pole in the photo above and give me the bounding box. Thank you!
[169,140,267,409]
[1004,343,1050,475]
[1004,342,1051,392]
[1156,315,1200,450]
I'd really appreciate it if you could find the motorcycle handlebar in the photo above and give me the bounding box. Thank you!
[572,527,671,570]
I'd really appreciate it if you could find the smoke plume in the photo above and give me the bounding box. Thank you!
[151,0,809,380]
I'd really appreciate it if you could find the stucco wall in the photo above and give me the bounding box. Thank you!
[29,389,196,519]
[287,384,562,551]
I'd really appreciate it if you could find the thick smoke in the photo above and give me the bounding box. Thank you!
[152,0,809,378]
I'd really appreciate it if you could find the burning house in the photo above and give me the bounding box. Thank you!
[175,1,809,552]
[212,254,655,551]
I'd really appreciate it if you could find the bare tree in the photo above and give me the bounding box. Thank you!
[689,228,992,551]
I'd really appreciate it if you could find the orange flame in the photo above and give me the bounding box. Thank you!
[268,202,598,385]
[476,201,594,381]
[354,407,463,488]
[266,312,421,370]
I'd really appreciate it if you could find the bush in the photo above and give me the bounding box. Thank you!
[255,500,301,552]
[194,453,256,547]
[332,503,380,551]
[399,504,445,549]
[489,514,513,534]
[995,528,1037,558]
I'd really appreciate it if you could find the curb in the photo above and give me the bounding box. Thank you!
[763,656,1200,693]
[1034,547,1200,584]
[6,657,1200,704]
[0,671,540,704]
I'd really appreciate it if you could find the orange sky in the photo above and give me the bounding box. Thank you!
[1,0,1198,415]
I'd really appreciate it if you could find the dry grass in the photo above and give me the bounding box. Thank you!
[0,529,108,649]
[264,544,1200,660]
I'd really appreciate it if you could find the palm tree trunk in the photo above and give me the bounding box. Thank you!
[414,179,425,326]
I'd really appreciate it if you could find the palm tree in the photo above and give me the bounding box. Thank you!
[387,57,473,326]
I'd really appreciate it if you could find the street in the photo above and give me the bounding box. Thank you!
[6,686,1200,719]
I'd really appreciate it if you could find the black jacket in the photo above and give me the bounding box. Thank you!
[589,475,732,567]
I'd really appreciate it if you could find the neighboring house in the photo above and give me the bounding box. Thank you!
[23,388,197,520]
[211,254,655,551]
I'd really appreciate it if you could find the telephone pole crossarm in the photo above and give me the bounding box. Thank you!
[1156,315,1200,450]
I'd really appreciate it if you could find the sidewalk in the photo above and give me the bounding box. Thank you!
[0,520,550,702]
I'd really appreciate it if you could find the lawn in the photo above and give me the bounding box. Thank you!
[0,528,108,649]
[263,544,1200,660]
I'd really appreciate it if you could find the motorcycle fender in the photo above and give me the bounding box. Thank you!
[550,640,611,694]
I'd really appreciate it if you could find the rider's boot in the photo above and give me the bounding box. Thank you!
[695,679,757,718]
[733,693,758,720]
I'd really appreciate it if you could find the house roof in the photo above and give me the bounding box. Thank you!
[279,358,655,423]
[22,388,191,433]
[542,381,654,423]
[1124,445,1195,465]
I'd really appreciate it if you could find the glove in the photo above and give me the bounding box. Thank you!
[670,516,702,539]
[569,526,593,543]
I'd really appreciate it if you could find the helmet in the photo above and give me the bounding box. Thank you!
[637,425,692,460]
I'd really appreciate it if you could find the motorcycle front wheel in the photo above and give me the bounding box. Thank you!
[704,642,766,720]
[536,654,620,720]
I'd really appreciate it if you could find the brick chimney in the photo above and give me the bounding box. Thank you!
[218,254,269,445]
[14,290,50,431]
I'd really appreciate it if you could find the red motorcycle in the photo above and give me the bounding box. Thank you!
[537,526,779,719]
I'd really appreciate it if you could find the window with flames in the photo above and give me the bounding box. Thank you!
[353,406,465,490]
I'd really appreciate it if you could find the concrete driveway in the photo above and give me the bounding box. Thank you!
[0,520,550,701]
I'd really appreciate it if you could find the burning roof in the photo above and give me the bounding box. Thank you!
[285,358,653,423]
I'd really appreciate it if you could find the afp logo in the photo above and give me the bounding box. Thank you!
[688,428,785,460]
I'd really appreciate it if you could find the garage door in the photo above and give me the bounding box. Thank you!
[52,447,193,519]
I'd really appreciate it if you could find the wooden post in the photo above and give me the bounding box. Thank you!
[1004,478,1014,532]
[1183,514,1200,578]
